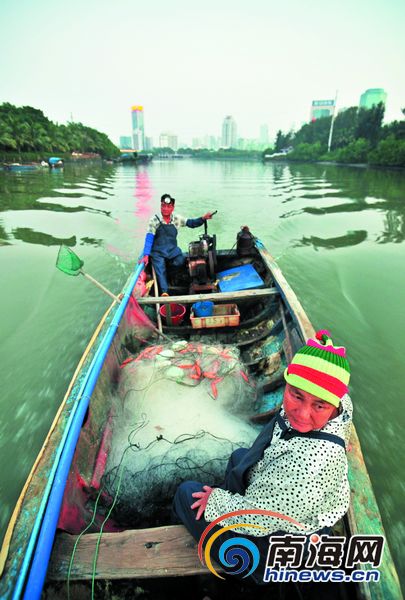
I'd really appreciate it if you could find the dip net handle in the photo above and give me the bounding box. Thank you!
[80,271,121,303]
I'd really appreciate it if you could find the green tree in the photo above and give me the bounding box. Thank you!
[288,142,324,161]
[368,135,405,167]
[355,102,385,146]
[332,107,358,148]
[0,102,120,158]
[293,118,331,147]
[274,130,293,151]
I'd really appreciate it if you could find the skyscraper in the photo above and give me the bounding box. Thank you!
[144,136,153,151]
[359,88,387,109]
[221,116,237,148]
[131,106,145,151]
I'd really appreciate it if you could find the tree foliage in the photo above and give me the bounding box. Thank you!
[288,142,324,161]
[368,135,405,167]
[323,138,371,163]
[0,103,120,157]
[355,103,385,145]
[274,129,293,151]
[272,102,405,166]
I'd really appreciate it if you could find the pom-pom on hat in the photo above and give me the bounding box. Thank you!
[284,329,350,408]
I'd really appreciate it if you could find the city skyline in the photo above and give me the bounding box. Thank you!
[2,0,403,147]
[120,87,389,150]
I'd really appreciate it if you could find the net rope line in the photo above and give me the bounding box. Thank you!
[66,419,239,598]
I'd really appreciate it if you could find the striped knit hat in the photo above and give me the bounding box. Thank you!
[284,329,350,408]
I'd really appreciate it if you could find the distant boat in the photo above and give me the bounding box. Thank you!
[48,157,64,168]
[118,152,153,165]
[3,163,40,172]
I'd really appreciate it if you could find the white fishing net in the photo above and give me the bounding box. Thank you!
[103,340,259,526]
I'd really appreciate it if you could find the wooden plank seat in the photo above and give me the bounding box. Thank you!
[47,525,222,580]
[137,288,279,305]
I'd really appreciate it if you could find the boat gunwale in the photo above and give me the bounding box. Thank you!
[0,265,143,598]
[256,242,403,600]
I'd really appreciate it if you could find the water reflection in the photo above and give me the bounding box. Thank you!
[0,167,115,216]
[0,223,10,245]
[79,236,103,247]
[378,212,405,244]
[134,168,153,219]
[106,167,154,261]
[12,228,76,247]
[272,162,405,244]
[297,230,368,250]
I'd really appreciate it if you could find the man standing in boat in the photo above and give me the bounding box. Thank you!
[173,330,352,583]
[140,194,215,296]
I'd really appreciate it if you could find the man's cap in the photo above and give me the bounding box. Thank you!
[284,329,350,408]
[161,194,175,204]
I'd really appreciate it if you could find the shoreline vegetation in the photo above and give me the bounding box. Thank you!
[0,103,120,163]
[262,103,405,168]
[1,102,404,169]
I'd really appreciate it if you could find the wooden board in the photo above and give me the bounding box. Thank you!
[137,287,278,305]
[47,525,222,580]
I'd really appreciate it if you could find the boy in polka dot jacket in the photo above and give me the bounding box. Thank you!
[173,330,352,580]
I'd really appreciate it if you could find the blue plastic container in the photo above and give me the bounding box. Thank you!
[217,264,265,292]
[192,301,214,317]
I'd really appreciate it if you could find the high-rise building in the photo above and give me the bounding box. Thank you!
[310,100,335,121]
[131,105,145,151]
[221,116,237,148]
[144,136,153,151]
[159,132,178,150]
[359,88,387,109]
[119,136,133,149]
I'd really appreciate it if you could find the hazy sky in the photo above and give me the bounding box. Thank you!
[1,0,404,146]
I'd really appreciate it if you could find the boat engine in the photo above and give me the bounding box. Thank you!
[188,221,217,293]
[236,225,256,257]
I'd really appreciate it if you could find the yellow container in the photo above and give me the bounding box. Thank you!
[190,303,240,329]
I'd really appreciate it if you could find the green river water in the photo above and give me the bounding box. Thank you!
[0,160,404,591]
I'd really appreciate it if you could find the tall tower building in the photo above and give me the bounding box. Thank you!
[221,116,237,148]
[131,106,145,151]
[359,88,387,109]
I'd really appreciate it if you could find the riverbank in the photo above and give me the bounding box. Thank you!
[1,150,105,164]
[264,156,405,171]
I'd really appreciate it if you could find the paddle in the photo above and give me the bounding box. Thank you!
[56,245,121,302]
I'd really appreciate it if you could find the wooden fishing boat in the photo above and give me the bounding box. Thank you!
[0,225,402,600]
